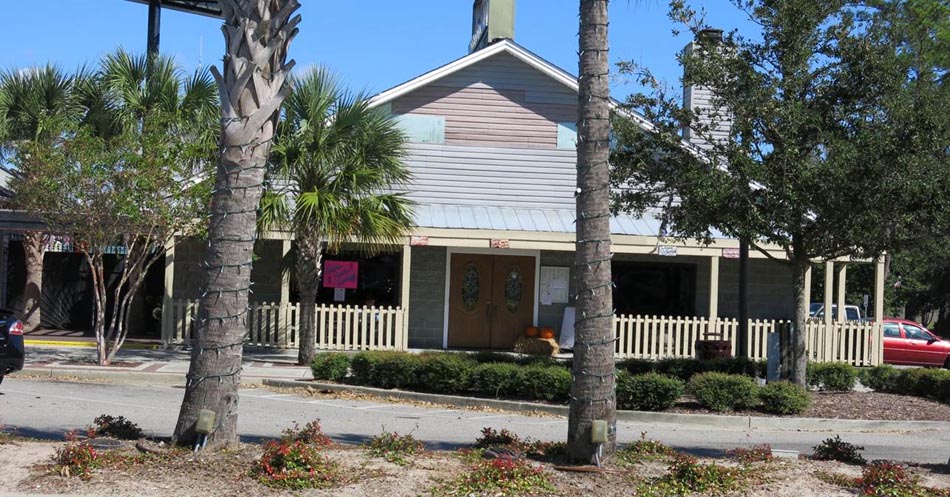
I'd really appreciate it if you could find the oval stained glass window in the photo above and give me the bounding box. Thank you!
[461,263,479,311]
[505,266,523,312]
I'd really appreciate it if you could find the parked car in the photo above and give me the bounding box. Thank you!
[809,303,863,321]
[882,318,950,368]
[0,310,24,384]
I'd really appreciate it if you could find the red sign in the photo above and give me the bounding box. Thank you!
[410,235,429,246]
[722,248,740,259]
[490,239,510,249]
[323,261,358,289]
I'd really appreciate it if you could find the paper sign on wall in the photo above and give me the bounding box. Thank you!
[323,261,358,289]
[333,287,346,302]
[540,266,570,305]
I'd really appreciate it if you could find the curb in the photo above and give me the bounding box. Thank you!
[20,367,266,386]
[262,379,948,434]
[24,339,162,350]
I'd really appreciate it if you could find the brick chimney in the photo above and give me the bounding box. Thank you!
[469,0,515,53]
[682,28,731,149]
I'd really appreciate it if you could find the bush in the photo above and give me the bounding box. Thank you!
[518,365,571,401]
[310,353,351,382]
[811,435,866,465]
[727,444,774,464]
[52,443,99,479]
[364,431,424,465]
[758,381,810,415]
[616,372,685,411]
[807,363,857,391]
[858,460,915,496]
[446,457,552,496]
[859,364,899,392]
[472,363,525,397]
[281,420,333,447]
[253,440,341,489]
[414,353,476,394]
[616,357,766,382]
[349,351,420,389]
[895,368,950,399]
[91,415,144,440]
[938,375,950,404]
[688,372,760,412]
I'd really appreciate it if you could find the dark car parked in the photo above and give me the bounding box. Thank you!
[0,310,24,384]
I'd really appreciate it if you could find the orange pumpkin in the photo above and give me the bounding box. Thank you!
[539,327,555,340]
[525,326,539,338]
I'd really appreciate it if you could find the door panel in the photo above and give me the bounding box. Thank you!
[901,324,944,366]
[447,254,492,348]
[882,323,905,364]
[489,255,536,349]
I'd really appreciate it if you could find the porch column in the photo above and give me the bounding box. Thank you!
[874,256,885,322]
[399,244,412,350]
[161,236,175,346]
[708,255,719,321]
[279,238,291,347]
[803,264,812,312]
[823,261,834,325]
[836,263,847,322]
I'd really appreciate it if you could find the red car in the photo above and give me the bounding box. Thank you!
[882,318,950,368]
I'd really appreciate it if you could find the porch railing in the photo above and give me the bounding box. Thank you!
[614,315,882,366]
[162,299,407,351]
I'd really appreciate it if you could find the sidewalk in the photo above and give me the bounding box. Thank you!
[22,343,312,384]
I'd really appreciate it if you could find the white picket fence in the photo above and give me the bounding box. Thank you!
[162,300,407,351]
[614,315,883,366]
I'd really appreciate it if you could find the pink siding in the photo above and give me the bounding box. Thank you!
[390,53,578,149]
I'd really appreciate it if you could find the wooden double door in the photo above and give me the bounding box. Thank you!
[448,253,535,349]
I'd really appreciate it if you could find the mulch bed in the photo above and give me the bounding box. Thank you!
[670,391,950,421]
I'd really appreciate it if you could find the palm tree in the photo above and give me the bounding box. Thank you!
[261,67,414,366]
[568,0,616,463]
[0,66,85,333]
[174,0,301,449]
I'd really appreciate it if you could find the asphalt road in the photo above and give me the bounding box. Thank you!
[1,377,947,463]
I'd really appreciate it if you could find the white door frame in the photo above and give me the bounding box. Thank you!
[443,247,541,349]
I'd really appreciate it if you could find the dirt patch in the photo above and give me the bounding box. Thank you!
[6,440,950,497]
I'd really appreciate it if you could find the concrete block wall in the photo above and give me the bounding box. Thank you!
[172,237,283,303]
[407,246,446,348]
[717,258,794,320]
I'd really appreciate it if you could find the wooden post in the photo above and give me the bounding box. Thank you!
[836,263,847,322]
[708,256,719,321]
[399,244,411,350]
[874,257,885,322]
[279,238,291,346]
[161,236,175,346]
[803,264,812,309]
[823,261,834,325]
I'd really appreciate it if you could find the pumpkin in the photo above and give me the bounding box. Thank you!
[539,327,556,340]
[525,326,539,338]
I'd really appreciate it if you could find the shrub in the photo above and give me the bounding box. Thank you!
[471,363,525,397]
[447,457,552,496]
[812,435,866,465]
[414,353,476,394]
[475,427,521,449]
[616,372,684,411]
[617,432,675,464]
[349,351,419,389]
[895,368,950,399]
[91,415,144,440]
[857,460,916,497]
[657,453,744,495]
[364,431,424,465]
[688,372,760,412]
[52,443,99,479]
[758,381,810,415]
[859,365,899,392]
[310,353,350,382]
[938,375,950,404]
[727,444,774,464]
[617,357,766,382]
[807,362,857,391]
[518,365,571,401]
[470,351,522,365]
[474,427,565,460]
[616,358,656,376]
[281,420,333,447]
[253,440,341,489]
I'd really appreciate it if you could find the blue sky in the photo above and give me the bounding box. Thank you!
[0,1,753,100]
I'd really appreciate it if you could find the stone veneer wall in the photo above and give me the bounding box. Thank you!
[406,246,447,348]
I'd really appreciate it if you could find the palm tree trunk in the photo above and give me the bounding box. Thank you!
[568,0,616,464]
[295,232,323,366]
[21,231,43,332]
[173,0,300,449]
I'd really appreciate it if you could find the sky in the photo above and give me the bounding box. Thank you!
[0,1,755,100]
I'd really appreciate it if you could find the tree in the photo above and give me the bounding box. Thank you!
[568,0,617,463]
[610,1,950,385]
[11,51,216,365]
[0,66,85,332]
[174,0,301,449]
[260,67,414,366]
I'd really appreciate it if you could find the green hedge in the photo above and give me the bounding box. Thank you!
[859,365,950,404]
[616,371,685,411]
[350,351,420,389]
[688,372,760,412]
[807,363,857,392]
[415,353,476,394]
[759,381,810,414]
[616,357,766,382]
[471,362,525,397]
[859,364,899,391]
[519,365,572,401]
[310,352,351,382]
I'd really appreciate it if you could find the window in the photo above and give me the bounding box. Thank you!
[846,308,860,320]
[883,324,901,338]
[902,324,932,341]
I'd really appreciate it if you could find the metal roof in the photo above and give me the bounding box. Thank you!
[125,0,222,18]
[414,204,668,237]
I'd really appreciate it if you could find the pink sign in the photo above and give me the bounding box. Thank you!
[323,261,358,289]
